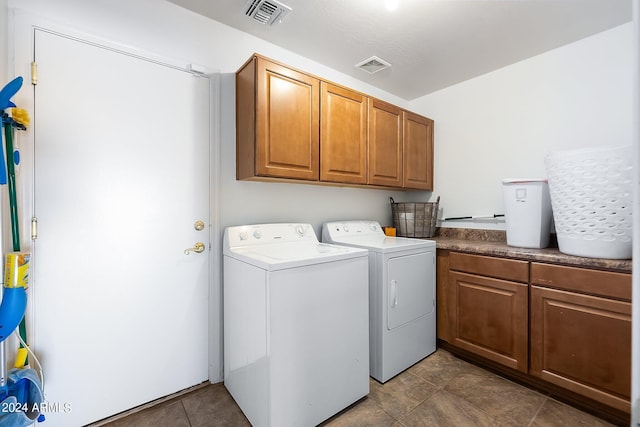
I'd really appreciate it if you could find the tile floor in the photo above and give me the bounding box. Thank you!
[96,349,616,427]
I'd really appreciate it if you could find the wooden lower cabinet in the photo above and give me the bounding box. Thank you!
[530,263,631,414]
[447,252,529,372]
[438,250,632,422]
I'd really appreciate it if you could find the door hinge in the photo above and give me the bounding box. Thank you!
[31,217,37,240]
[30,61,38,85]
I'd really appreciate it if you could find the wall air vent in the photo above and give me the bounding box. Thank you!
[244,0,292,26]
[355,56,392,74]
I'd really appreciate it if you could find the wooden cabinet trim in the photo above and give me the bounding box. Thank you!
[236,57,257,180]
[449,252,529,283]
[436,250,451,341]
[531,262,631,301]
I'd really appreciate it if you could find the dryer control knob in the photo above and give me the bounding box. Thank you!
[253,230,262,239]
[342,225,350,232]
[295,225,305,236]
[239,231,248,241]
[369,223,378,231]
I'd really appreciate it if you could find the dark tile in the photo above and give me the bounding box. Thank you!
[408,349,493,387]
[107,400,190,427]
[321,397,398,427]
[397,389,497,427]
[368,371,438,420]
[530,399,616,427]
[181,383,250,427]
[100,354,617,427]
[445,372,546,425]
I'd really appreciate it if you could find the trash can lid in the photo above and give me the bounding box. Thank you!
[502,178,548,184]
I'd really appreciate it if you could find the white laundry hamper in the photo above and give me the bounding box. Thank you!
[544,145,633,259]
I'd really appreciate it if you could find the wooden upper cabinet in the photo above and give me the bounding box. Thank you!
[236,56,320,181]
[368,99,403,187]
[320,82,368,184]
[403,111,434,190]
[236,54,435,189]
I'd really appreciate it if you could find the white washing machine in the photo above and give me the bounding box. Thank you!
[322,220,436,383]
[223,223,370,427]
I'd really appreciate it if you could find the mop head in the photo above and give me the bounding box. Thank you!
[8,109,29,129]
[0,368,44,426]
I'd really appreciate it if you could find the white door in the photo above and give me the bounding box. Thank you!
[30,29,210,426]
[387,251,435,330]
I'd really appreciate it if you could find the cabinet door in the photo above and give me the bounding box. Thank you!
[368,99,402,187]
[256,58,320,180]
[530,285,631,413]
[403,111,434,190]
[448,271,528,372]
[320,83,367,183]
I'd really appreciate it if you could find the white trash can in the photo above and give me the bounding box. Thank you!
[502,179,552,248]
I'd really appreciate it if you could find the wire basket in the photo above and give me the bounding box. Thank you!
[390,196,440,238]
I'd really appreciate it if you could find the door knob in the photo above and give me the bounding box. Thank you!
[184,242,205,255]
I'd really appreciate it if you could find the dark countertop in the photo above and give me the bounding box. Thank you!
[429,228,632,274]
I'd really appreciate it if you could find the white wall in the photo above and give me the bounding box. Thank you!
[6,0,637,411]
[4,0,431,389]
[9,0,632,233]
[0,0,6,80]
[410,23,634,230]
[632,1,639,424]
[7,0,429,240]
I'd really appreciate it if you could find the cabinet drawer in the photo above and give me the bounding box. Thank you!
[449,252,528,283]
[531,262,631,301]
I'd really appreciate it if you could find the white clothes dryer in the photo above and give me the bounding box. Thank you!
[223,223,369,427]
[322,220,436,383]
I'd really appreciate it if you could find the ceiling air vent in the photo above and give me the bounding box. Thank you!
[355,56,391,74]
[244,0,292,26]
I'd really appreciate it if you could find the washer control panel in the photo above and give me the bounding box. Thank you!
[225,223,318,248]
[322,221,383,241]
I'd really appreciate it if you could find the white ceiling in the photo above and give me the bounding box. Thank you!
[167,0,632,100]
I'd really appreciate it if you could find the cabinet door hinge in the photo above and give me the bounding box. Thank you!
[30,61,38,85]
[31,217,38,240]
